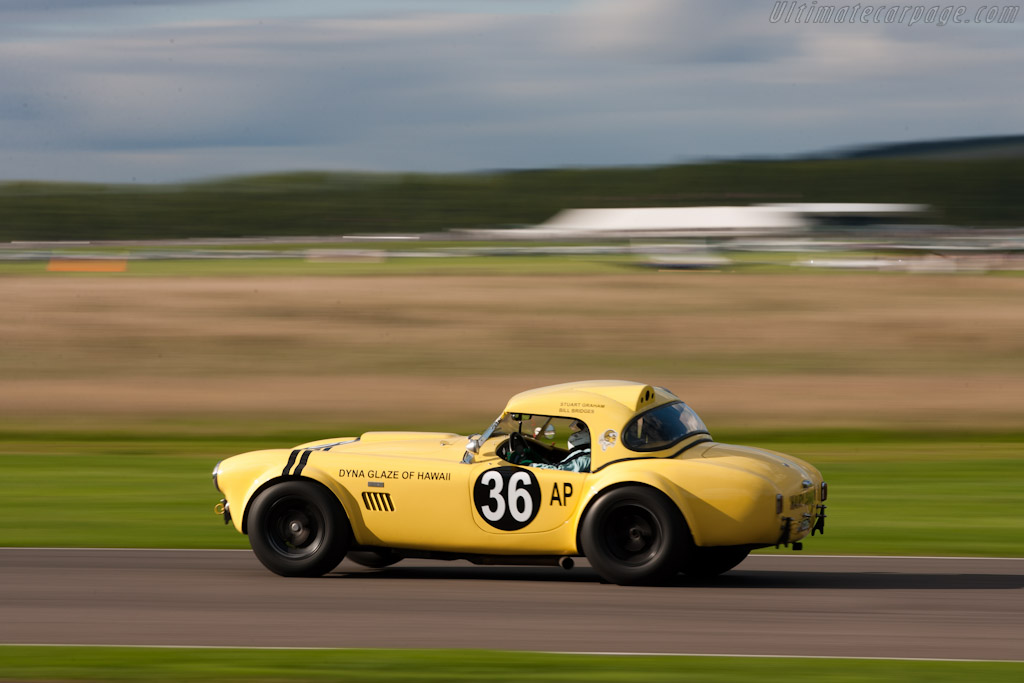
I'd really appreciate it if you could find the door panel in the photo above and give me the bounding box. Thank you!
[469,460,588,535]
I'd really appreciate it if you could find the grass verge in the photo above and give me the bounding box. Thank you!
[0,647,1020,682]
[2,431,1022,555]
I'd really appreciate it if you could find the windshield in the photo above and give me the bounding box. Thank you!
[622,401,709,452]
[481,412,584,443]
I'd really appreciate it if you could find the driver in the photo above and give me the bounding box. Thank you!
[527,420,591,473]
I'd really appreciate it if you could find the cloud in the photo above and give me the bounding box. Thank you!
[0,1,1021,182]
[562,0,800,64]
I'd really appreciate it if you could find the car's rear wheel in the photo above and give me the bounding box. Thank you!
[680,546,750,578]
[580,486,689,585]
[248,481,350,577]
[346,549,402,569]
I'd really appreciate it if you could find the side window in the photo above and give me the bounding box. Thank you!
[522,415,589,452]
[502,414,591,472]
[526,416,572,450]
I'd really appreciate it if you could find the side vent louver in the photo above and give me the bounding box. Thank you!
[362,491,395,512]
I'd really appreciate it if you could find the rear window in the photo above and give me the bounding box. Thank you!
[622,402,709,452]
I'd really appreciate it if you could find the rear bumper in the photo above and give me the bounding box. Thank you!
[776,504,826,547]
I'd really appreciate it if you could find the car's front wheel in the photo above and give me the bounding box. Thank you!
[248,481,350,577]
[580,486,689,585]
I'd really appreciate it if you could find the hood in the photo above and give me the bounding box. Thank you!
[295,431,465,463]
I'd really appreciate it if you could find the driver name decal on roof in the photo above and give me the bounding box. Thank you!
[558,401,605,415]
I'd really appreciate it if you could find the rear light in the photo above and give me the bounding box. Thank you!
[775,494,783,514]
[820,481,828,502]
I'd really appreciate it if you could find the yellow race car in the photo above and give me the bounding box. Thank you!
[212,380,827,585]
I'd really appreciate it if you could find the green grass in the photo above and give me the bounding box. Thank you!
[0,647,1020,682]
[8,250,1022,278]
[2,430,1022,555]
[751,435,1024,556]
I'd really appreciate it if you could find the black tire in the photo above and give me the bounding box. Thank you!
[680,546,750,578]
[580,486,690,585]
[346,549,402,569]
[248,481,350,577]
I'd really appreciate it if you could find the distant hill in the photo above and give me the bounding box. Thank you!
[832,134,1024,161]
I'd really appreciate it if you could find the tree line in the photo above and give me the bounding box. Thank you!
[1,158,1020,242]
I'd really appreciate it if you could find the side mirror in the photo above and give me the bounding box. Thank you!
[532,424,556,440]
[462,435,481,464]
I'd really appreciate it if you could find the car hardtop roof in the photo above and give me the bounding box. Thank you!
[503,380,679,419]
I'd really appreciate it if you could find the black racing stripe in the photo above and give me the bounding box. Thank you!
[590,438,712,473]
[282,449,300,476]
[668,436,714,458]
[293,449,313,476]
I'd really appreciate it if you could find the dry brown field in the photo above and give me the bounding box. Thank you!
[3,271,1023,433]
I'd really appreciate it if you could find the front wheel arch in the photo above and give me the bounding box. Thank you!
[242,475,347,535]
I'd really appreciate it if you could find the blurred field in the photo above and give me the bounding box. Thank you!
[2,270,1024,433]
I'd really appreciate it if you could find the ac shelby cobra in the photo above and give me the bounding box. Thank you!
[212,380,827,585]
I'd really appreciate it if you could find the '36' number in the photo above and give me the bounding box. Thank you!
[473,467,540,531]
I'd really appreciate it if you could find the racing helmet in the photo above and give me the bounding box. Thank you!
[567,421,590,451]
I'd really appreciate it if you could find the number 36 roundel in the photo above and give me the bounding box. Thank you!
[473,466,541,531]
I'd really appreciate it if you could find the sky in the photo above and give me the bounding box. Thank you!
[1,0,1021,183]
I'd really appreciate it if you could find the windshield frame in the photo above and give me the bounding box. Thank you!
[621,400,710,453]
[477,415,504,443]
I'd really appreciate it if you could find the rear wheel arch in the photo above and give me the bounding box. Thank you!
[575,481,694,553]
[576,482,698,585]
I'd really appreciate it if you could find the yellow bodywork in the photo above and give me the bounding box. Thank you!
[213,380,826,556]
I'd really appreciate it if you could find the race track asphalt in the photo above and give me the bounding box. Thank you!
[1,549,1021,660]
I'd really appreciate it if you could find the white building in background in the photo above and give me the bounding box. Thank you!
[458,203,926,240]
[762,203,928,226]
[533,206,806,238]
